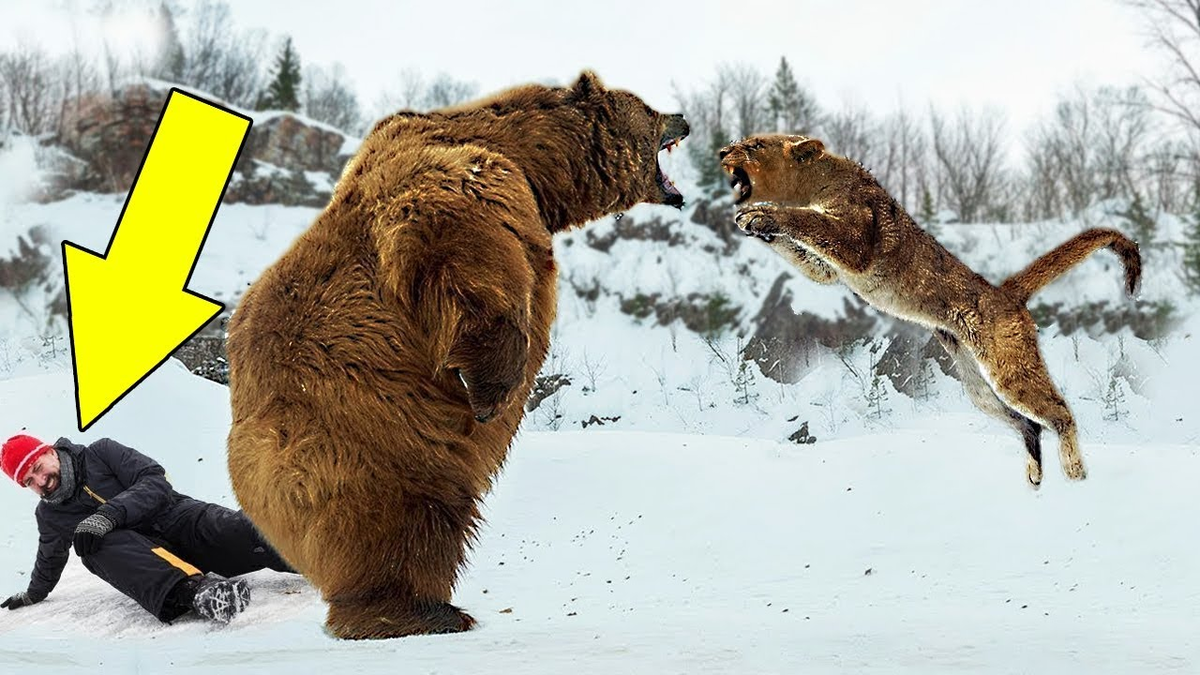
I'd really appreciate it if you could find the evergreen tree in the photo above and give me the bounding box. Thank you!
[690,121,730,199]
[767,57,798,132]
[918,187,941,236]
[152,2,185,81]
[257,37,301,111]
[1119,191,1157,251]
[767,56,820,135]
[1183,181,1200,295]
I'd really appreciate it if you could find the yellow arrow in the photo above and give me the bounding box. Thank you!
[64,89,251,431]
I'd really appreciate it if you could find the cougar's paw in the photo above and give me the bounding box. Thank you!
[1062,454,1087,481]
[1026,458,1043,489]
[735,202,781,242]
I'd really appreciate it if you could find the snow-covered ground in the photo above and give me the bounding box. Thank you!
[2,114,1199,672]
[1,362,1197,673]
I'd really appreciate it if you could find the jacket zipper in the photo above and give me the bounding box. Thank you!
[82,485,107,504]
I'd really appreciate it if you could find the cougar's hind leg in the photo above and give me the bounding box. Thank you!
[934,330,1046,487]
[975,323,1085,482]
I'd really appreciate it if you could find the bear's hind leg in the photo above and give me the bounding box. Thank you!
[316,491,482,639]
[326,591,476,639]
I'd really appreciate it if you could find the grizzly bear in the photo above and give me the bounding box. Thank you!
[224,72,688,639]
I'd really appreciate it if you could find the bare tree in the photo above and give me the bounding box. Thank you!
[1020,130,1064,220]
[423,73,478,109]
[1094,86,1152,200]
[0,43,59,136]
[1022,84,1152,217]
[1029,85,1097,215]
[373,70,477,117]
[0,62,7,134]
[720,63,768,137]
[179,0,266,106]
[674,69,735,197]
[1145,139,1190,211]
[302,63,362,133]
[821,102,878,168]
[100,40,128,96]
[1125,0,1200,143]
[929,105,1007,222]
[673,67,733,142]
[877,107,927,214]
[52,46,102,139]
[374,68,427,116]
[983,171,1023,223]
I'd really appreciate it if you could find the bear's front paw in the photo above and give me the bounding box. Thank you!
[456,368,517,424]
[735,202,781,243]
[448,313,530,424]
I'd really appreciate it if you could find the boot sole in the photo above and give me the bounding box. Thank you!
[194,577,251,624]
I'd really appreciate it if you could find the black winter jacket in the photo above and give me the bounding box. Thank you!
[26,437,196,601]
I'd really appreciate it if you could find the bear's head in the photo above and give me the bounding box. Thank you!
[566,71,690,211]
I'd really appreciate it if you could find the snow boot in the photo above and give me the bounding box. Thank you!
[191,573,251,624]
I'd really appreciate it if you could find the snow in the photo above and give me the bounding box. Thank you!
[130,76,360,154]
[0,133,45,257]
[1,362,1197,673]
[1,118,1198,672]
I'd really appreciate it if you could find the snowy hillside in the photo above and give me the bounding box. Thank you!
[1,108,1199,673]
[1,364,1198,673]
[3,182,1196,447]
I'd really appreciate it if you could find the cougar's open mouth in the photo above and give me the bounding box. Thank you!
[729,166,751,205]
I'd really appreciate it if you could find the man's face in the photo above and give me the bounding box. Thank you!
[22,450,60,498]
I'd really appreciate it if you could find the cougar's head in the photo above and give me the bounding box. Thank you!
[718,134,828,206]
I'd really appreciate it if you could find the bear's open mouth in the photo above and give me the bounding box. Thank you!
[729,166,751,205]
[657,135,684,208]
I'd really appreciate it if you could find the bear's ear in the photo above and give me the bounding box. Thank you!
[571,70,604,99]
[788,137,825,163]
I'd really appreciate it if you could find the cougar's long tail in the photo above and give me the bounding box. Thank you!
[1000,228,1141,305]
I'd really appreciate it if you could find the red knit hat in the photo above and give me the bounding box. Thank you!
[2,434,53,485]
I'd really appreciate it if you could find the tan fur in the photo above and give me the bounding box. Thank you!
[225,72,688,639]
[720,134,1142,487]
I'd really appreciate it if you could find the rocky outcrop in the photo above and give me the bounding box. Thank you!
[57,85,162,194]
[54,81,357,202]
[744,273,879,384]
[237,113,351,176]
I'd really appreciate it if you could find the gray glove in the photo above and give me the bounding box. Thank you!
[73,512,116,557]
[1,591,37,610]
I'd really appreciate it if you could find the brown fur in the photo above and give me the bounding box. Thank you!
[719,134,1142,487]
[225,72,688,639]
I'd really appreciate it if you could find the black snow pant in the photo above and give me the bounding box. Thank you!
[78,498,294,622]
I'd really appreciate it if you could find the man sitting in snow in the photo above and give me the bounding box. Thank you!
[0,433,294,624]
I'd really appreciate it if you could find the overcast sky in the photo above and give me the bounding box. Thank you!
[1,0,1168,138]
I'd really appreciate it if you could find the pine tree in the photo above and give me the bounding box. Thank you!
[1102,339,1130,422]
[767,56,820,135]
[152,2,185,82]
[864,340,892,420]
[690,121,730,199]
[918,187,940,236]
[1119,191,1157,251]
[768,57,798,132]
[732,338,758,406]
[1183,181,1200,295]
[257,37,302,111]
